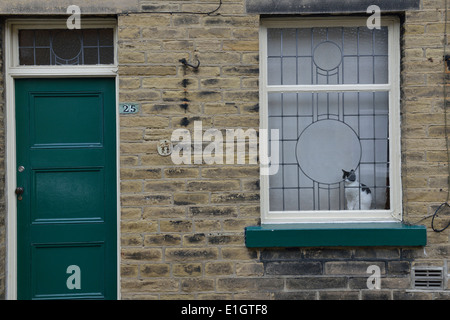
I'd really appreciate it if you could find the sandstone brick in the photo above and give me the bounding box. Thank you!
[119,14,171,27]
[121,265,139,278]
[165,248,219,262]
[361,290,392,300]
[119,51,146,64]
[173,193,209,205]
[164,167,200,178]
[121,168,161,180]
[201,166,259,178]
[121,248,162,262]
[121,207,142,220]
[205,262,234,276]
[119,66,177,76]
[121,180,143,193]
[121,128,145,141]
[207,233,243,246]
[143,206,186,219]
[162,40,194,51]
[141,27,187,39]
[181,278,215,292]
[183,233,206,246]
[140,264,171,277]
[173,263,202,277]
[160,220,193,232]
[120,77,141,90]
[188,206,238,218]
[142,77,198,89]
[222,40,259,51]
[223,218,259,231]
[286,277,347,290]
[187,180,240,192]
[324,262,386,275]
[121,156,139,166]
[222,247,257,260]
[118,27,140,39]
[188,27,232,39]
[204,103,239,114]
[217,278,283,292]
[120,116,170,128]
[211,192,259,204]
[200,77,241,89]
[144,234,182,246]
[121,234,143,246]
[121,220,158,233]
[121,279,179,292]
[202,16,259,27]
[121,194,172,206]
[144,180,185,192]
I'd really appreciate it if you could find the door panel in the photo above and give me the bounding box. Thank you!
[15,78,117,300]
[32,168,105,223]
[31,93,104,147]
[32,243,105,300]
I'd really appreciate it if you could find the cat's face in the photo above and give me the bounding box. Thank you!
[342,169,356,182]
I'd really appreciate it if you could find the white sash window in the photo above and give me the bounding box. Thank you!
[260,17,401,223]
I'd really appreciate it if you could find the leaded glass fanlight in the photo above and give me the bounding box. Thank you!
[18,28,114,66]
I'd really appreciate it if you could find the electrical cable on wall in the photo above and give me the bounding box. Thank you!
[431,0,450,232]
[406,0,450,232]
[121,0,222,16]
[425,0,450,232]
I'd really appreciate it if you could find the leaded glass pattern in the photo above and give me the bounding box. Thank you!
[267,26,388,85]
[18,29,114,66]
[267,26,391,212]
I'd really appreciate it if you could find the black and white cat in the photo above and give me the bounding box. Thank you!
[342,169,372,210]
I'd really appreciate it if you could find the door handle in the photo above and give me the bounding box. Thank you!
[15,187,24,200]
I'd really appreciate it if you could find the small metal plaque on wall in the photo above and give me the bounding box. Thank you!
[119,103,140,114]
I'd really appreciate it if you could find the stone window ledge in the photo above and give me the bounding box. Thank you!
[245,222,427,248]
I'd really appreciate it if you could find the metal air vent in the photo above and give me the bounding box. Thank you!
[412,267,444,290]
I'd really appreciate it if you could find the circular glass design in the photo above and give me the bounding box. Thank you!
[296,119,361,184]
[51,31,82,61]
[313,41,342,71]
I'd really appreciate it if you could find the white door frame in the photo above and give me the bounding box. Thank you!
[4,18,120,300]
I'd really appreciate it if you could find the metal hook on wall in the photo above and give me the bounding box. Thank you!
[179,58,200,70]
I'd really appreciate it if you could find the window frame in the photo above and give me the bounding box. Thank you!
[8,18,118,76]
[259,16,402,224]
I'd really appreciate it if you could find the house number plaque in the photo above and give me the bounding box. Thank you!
[119,103,140,114]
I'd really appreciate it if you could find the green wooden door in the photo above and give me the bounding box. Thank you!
[15,78,117,300]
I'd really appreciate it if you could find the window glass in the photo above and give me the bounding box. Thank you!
[18,29,114,65]
[267,26,388,85]
[268,91,389,211]
[265,24,393,214]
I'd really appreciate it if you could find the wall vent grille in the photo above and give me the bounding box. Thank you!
[412,267,444,290]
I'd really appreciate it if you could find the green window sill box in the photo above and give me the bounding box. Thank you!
[245,222,427,248]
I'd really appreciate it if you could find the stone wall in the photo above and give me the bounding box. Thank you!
[117,8,262,299]
[116,0,450,299]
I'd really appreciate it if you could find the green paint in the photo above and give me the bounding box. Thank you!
[16,78,117,300]
[245,223,427,248]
